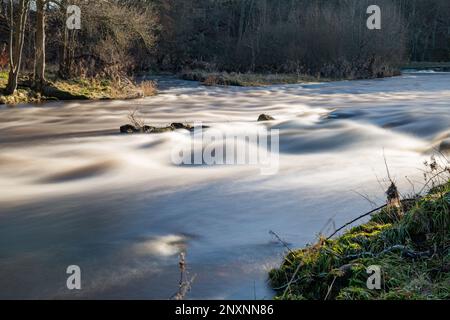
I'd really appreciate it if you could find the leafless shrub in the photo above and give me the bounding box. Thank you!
[172,252,196,300]
[55,1,159,79]
[140,80,158,97]
[420,154,450,194]
[202,75,220,86]
[127,109,146,129]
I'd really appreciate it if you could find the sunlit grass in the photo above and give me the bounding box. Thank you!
[270,181,450,300]
[0,70,8,81]
[0,71,154,105]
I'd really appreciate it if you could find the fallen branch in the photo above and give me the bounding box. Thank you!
[270,230,294,255]
[380,245,431,259]
[327,198,417,241]
[343,245,432,261]
[326,204,387,240]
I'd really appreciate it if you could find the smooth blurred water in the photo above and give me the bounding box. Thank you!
[0,72,449,299]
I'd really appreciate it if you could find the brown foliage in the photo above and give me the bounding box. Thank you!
[0,44,7,70]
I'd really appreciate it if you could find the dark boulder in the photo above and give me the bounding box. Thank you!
[258,114,275,122]
[141,125,155,133]
[152,126,176,133]
[120,123,197,134]
[120,124,139,134]
[171,123,192,130]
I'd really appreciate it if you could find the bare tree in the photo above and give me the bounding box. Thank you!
[5,0,30,95]
[33,0,48,91]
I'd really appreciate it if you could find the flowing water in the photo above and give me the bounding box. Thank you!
[0,72,449,299]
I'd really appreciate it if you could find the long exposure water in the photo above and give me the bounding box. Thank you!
[0,71,449,299]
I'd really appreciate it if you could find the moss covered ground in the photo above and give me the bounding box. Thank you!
[270,181,450,300]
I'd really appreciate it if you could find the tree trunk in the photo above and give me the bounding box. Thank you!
[34,0,46,91]
[58,0,70,79]
[6,68,19,94]
[6,0,30,95]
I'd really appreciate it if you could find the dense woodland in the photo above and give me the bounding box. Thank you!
[0,0,449,95]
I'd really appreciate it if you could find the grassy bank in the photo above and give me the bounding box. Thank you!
[270,181,450,300]
[0,71,157,105]
[180,70,335,87]
[180,67,404,87]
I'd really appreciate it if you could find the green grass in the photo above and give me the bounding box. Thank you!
[270,181,450,300]
[53,78,123,100]
[0,71,41,104]
[0,71,8,81]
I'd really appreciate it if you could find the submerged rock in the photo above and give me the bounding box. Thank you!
[141,125,154,133]
[170,123,193,131]
[258,114,275,122]
[120,123,194,134]
[120,124,139,134]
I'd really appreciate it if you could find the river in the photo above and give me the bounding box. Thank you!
[0,71,449,299]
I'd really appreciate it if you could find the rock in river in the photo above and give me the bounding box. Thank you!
[120,124,139,134]
[120,123,194,134]
[258,114,275,122]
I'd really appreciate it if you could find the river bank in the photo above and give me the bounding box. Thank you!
[0,65,416,105]
[0,71,157,105]
[179,68,403,87]
[270,176,450,300]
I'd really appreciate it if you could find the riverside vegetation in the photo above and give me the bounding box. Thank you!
[0,71,157,105]
[270,159,450,300]
[180,70,338,87]
[1,1,449,103]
